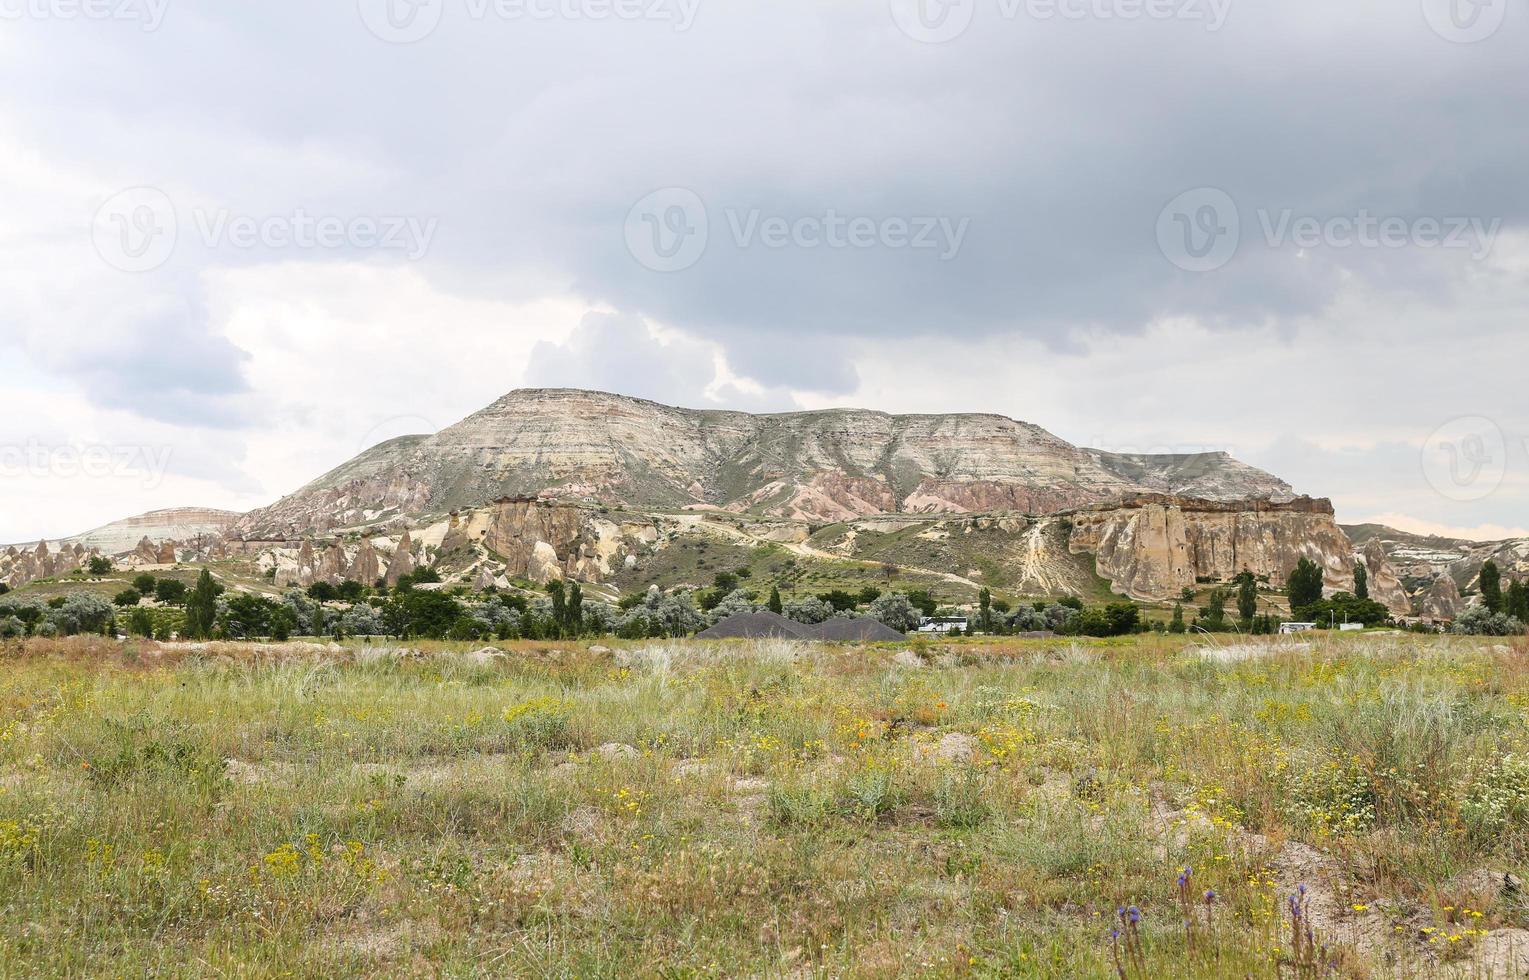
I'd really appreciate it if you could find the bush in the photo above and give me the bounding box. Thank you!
[154,579,188,605]
[868,592,919,632]
[132,574,157,594]
[1450,606,1526,636]
[87,556,113,576]
[113,589,142,608]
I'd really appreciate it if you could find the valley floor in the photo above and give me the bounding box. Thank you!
[2,633,1528,977]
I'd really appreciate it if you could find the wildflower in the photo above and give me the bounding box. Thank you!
[1351,904,1368,912]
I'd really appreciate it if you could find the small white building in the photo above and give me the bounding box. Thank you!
[1279,622,1317,634]
[918,616,969,634]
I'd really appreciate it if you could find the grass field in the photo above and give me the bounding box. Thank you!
[3,632,1528,977]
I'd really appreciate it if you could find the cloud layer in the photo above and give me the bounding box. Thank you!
[1,0,1525,540]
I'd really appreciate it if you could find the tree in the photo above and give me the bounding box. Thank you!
[127,608,155,638]
[87,556,113,576]
[1509,579,1529,623]
[978,588,993,633]
[1168,602,1186,634]
[783,595,834,625]
[155,579,188,605]
[1353,561,1369,601]
[185,570,220,639]
[132,573,157,594]
[867,592,919,633]
[767,586,783,615]
[566,581,584,636]
[818,590,858,612]
[1480,560,1503,614]
[0,583,9,597]
[307,581,338,602]
[904,590,938,618]
[548,580,567,637]
[1286,558,1325,613]
[1236,568,1257,622]
[113,589,142,608]
[1199,589,1228,631]
[46,593,116,636]
[1451,606,1525,637]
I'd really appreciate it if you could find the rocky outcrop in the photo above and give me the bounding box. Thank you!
[1418,575,1465,622]
[0,540,96,589]
[385,530,416,586]
[234,389,1295,536]
[1068,495,1358,602]
[436,497,660,585]
[1356,539,1411,617]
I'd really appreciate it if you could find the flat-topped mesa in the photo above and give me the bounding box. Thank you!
[234,387,1297,537]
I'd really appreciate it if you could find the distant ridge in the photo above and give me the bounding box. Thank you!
[235,388,1295,537]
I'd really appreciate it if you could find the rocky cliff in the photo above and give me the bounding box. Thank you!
[1,540,97,589]
[1067,495,1411,615]
[235,389,1295,537]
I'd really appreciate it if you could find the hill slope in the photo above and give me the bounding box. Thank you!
[236,388,1294,537]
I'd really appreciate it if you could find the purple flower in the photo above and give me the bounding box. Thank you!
[1204,889,1217,902]
[1128,906,1142,923]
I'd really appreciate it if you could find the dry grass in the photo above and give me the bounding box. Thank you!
[1,632,1527,976]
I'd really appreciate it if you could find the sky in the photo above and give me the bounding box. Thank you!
[1,0,1526,543]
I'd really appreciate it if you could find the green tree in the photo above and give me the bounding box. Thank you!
[978,588,993,633]
[1168,603,1186,634]
[1480,560,1503,614]
[1286,558,1325,613]
[1199,589,1228,631]
[132,573,157,594]
[185,570,220,639]
[1508,579,1529,623]
[87,556,113,575]
[566,581,584,636]
[548,580,567,638]
[767,586,783,615]
[1353,561,1369,601]
[1235,568,1257,622]
[154,579,188,605]
[128,608,156,638]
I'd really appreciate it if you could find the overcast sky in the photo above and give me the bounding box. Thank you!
[2,0,1526,543]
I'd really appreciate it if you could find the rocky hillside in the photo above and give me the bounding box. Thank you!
[1343,524,1529,620]
[235,389,1294,537]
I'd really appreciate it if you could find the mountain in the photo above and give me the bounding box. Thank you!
[235,388,1294,538]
